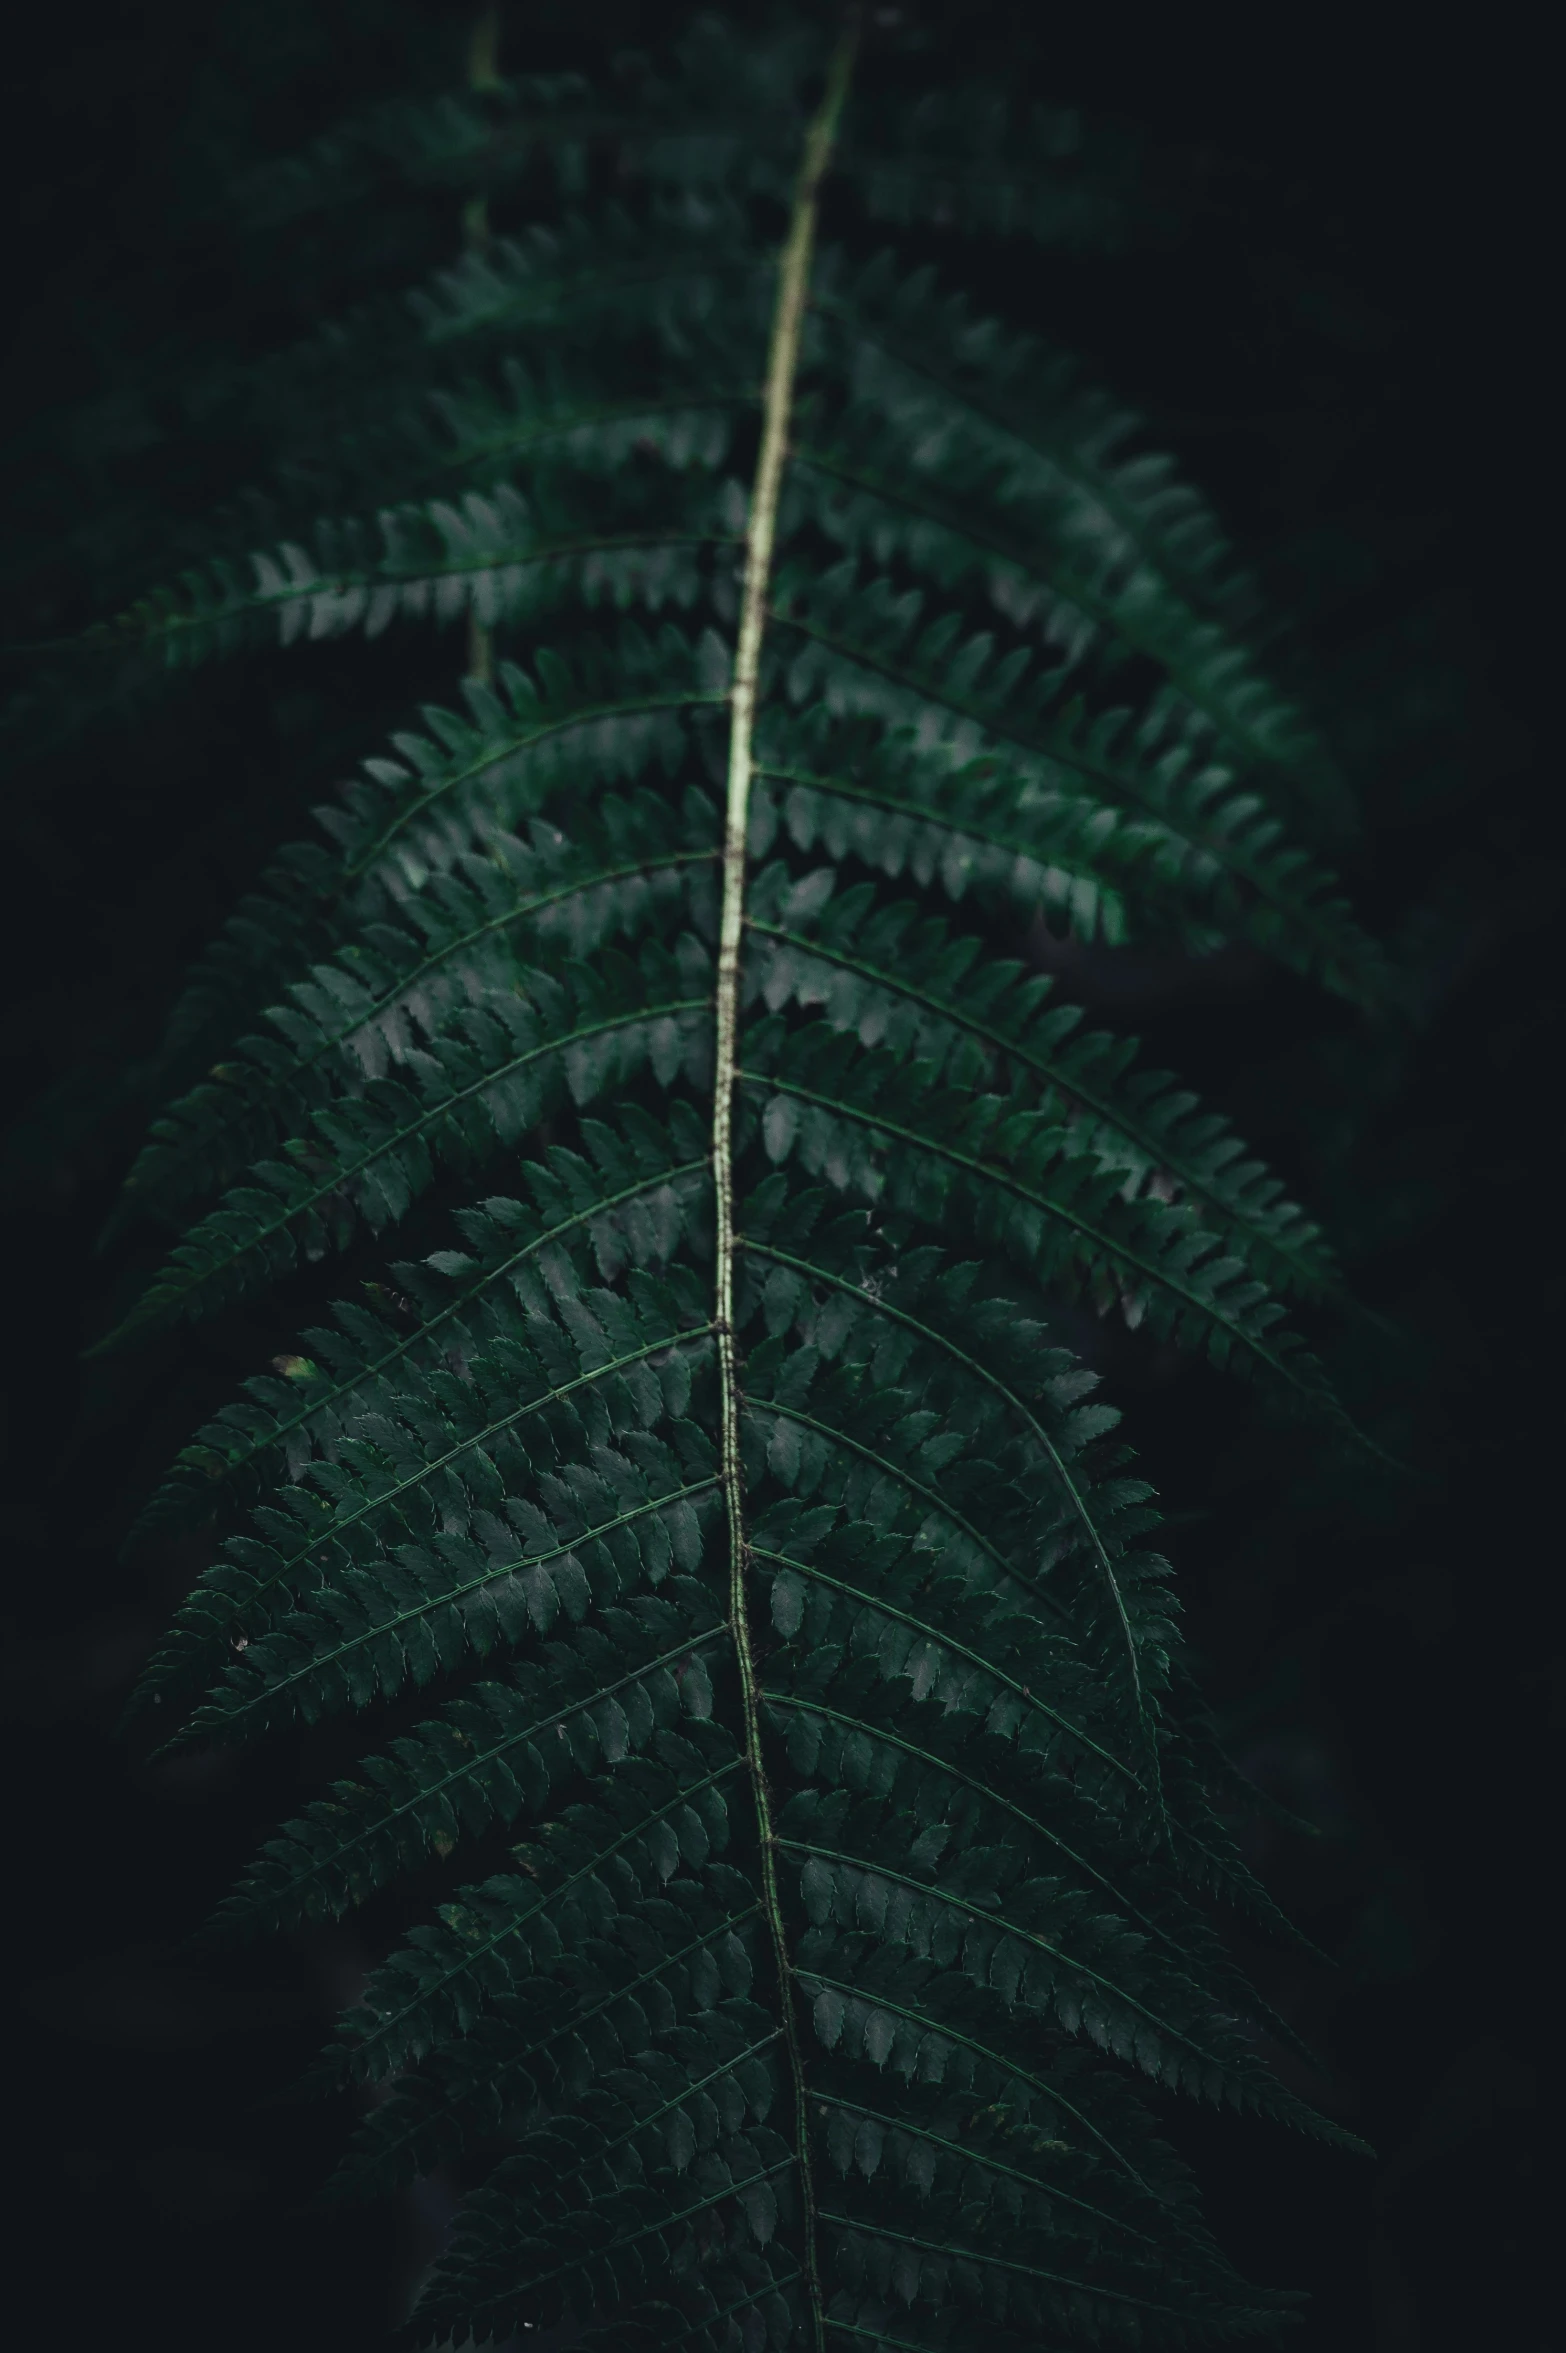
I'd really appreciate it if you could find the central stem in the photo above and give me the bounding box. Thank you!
[711,20,859,2347]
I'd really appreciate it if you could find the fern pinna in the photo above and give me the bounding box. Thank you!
[93,12,1382,2348]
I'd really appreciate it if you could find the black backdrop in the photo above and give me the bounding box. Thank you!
[0,5,1555,2347]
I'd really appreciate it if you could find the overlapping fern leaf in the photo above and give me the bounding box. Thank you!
[86,11,1384,2347]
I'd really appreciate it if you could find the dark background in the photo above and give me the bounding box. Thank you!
[0,4,1555,2347]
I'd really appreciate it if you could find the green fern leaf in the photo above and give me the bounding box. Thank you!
[87,16,1389,2348]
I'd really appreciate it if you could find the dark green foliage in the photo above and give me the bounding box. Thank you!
[49,11,1394,2346]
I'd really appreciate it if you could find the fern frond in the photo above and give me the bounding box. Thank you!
[117,626,730,1181]
[209,1585,728,1939]
[96,20,1385,2346]
[162,1268,723,1746]
[327,1870,764,2190]
[95,473,741,674]
[789,399,1333,814]
[332,1728,747,2084]
[743,862,1335,1299]
[766,565,1386,1002]
[113,787,721,1239]
[811,252,1356,836]
[816,252,1259,638]
[740,1023,1330,1406]
[126,1102,710,1557]
[100,930,715,1349]
[427,347,756,491]
[411,195,772,353]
